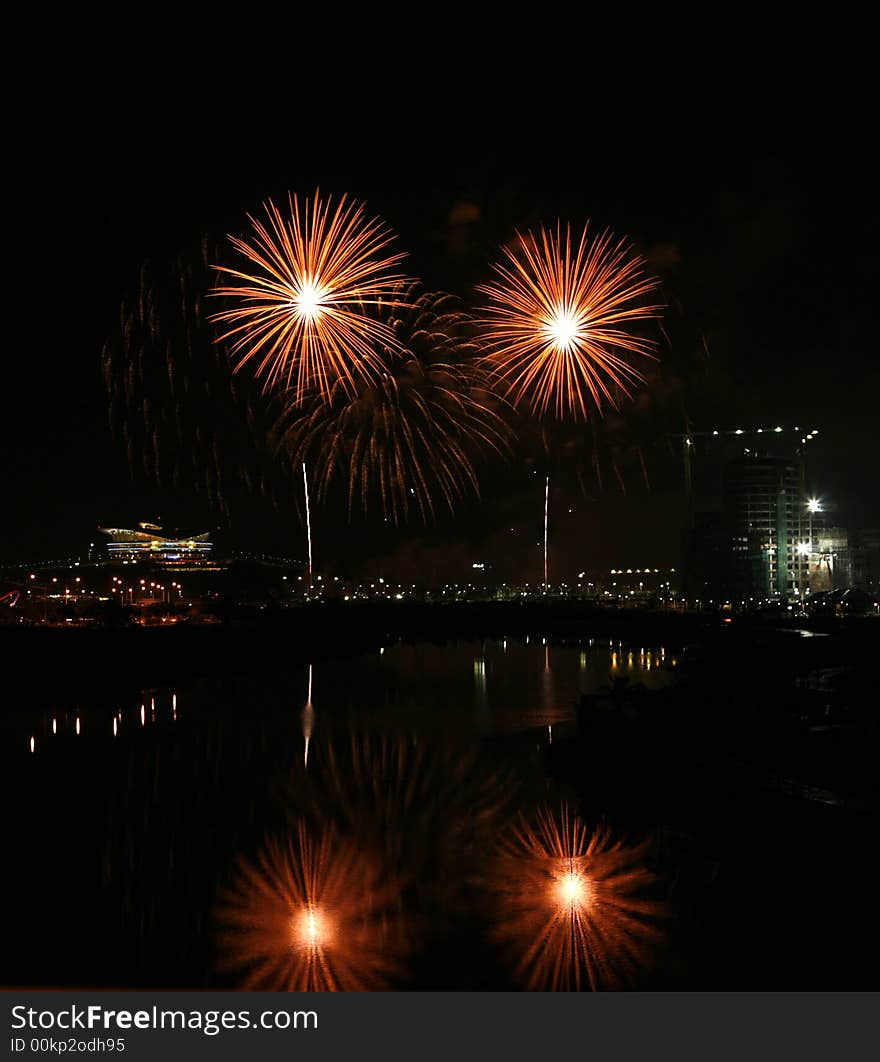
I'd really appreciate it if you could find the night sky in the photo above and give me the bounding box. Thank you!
[6,61,878,580]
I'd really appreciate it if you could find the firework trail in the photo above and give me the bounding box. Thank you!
[302,462,313,592]
[276,284,512,523]
[478,222,662,421]
[211,192,409,403]
[543,473,549,589]
[216,822,406,991]
[488,803,663,990]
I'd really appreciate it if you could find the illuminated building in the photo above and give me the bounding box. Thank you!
[679,426,834,604]
[98,523,217,569]
[723,455,807,599]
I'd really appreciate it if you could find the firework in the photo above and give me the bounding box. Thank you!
[478,223,662,420]
[543,473,549,588]
[211,192,409,403]
[104,240,288,520]
[302,462,313,592]
[216,822,405,991]
[276,284,512,523]
[283,728,515,932]
[489,803,662,990]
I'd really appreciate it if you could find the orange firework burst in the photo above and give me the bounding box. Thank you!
[489,803,662,990]
[276,285,511,522]
[215,822,406,991]
[211,192,409,402]
[478,223,663,420]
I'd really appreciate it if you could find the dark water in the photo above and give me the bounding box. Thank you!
[3,633,876,990]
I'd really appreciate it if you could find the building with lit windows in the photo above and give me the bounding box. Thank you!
[684,453,820,603]
[723,455,811,599]
[98,523,217,569]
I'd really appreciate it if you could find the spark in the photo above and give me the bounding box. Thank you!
[211,192,409,403]
[478,222,662,420]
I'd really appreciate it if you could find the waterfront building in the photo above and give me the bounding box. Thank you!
[98,523,217,569]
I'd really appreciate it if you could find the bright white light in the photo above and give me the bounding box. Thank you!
[297,907,323,948]
[807,498,822,513]
[546,309,581,350]
[798,543,810,555]
[294,282,324,320]
[558,871,589,907]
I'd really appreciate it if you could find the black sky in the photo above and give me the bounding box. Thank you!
[5,60,878,576]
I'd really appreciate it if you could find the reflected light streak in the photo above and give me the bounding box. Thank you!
[301,665,315,767]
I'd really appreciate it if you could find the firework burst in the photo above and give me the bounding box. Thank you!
[478,223,663,420]
[211,192,409,403]
[276,284,512,523]
[489,803,663,990]
[215,822,406,991]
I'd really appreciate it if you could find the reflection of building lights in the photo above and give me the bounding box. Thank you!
[30,736,35,754]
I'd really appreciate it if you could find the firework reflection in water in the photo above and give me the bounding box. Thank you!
[286,730,514,925]
[490,803,662,990]
[216,822,405,991]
